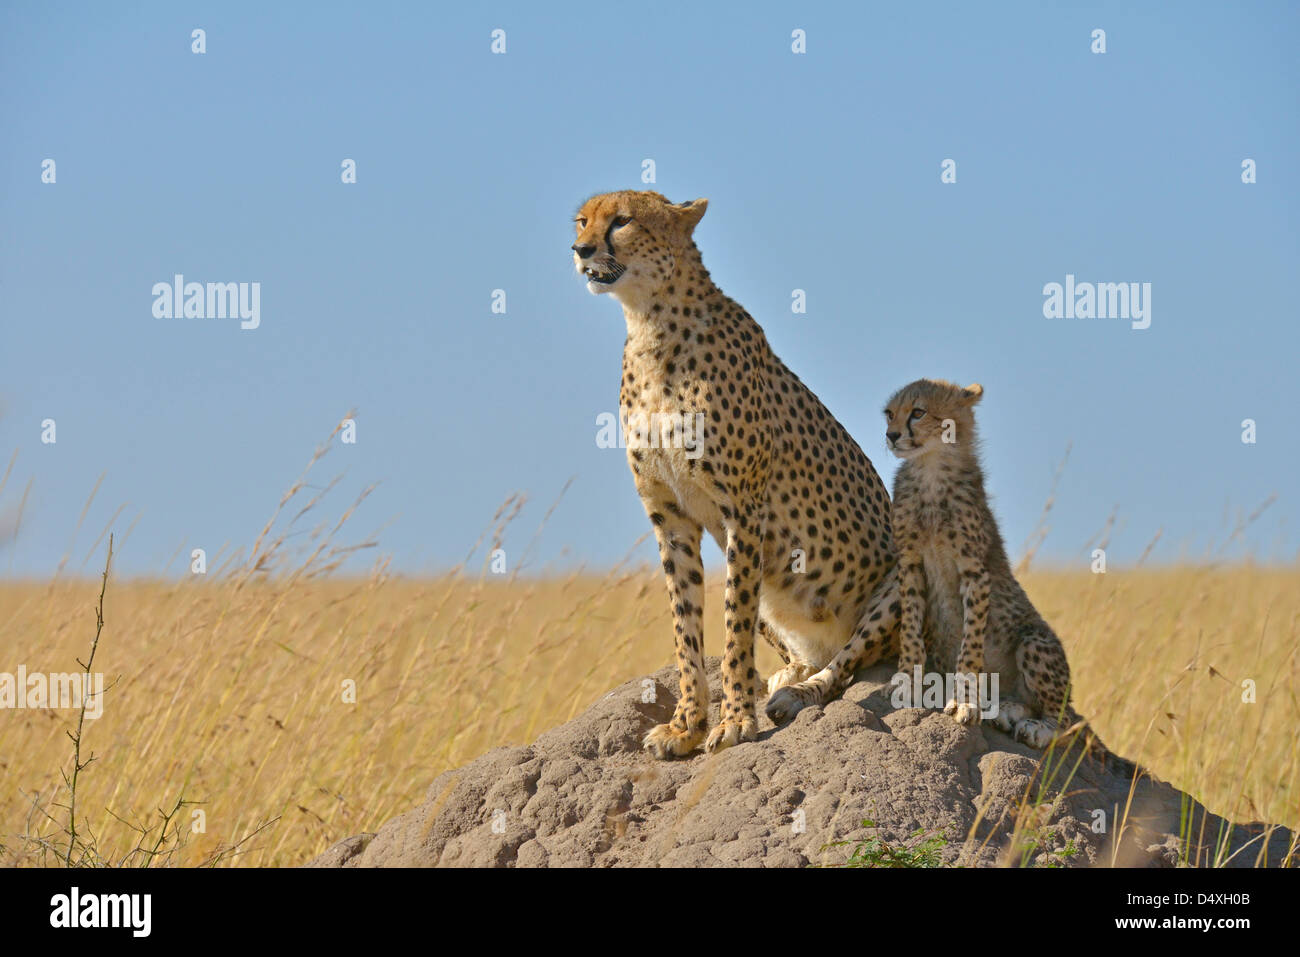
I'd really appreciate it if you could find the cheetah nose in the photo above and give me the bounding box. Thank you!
[572,243,596,259]
[886,431,901,443]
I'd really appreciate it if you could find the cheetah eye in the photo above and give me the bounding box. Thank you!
[575,217,587,229]
[883,409,893,421]
[613,215,632,227]
[910,408,926,421]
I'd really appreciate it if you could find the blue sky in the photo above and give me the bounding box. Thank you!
[1,1,1297,577]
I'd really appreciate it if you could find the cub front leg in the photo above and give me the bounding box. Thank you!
[639,488,709,760]
[946,554,990,726]
[704,506,763,754]
[892,555,927,707]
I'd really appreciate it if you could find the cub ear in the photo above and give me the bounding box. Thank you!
[961,383,984,404]
[673,197,708,232]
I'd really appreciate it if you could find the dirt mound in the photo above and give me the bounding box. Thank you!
[308,659,1293,868]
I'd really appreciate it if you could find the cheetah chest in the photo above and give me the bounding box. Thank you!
[919,543,965,670]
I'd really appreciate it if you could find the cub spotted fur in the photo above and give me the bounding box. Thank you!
[885,378,1090,749]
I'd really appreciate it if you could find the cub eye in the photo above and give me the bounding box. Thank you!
[910,408,926,421]
[884,410,893,421]
[575,217,587,229]
[613,215,632,227]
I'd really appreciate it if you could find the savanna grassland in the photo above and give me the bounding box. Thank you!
[1,556,1296,867]
[0,437,1296,866]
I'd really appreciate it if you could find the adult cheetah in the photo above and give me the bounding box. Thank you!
[572,190,899,757]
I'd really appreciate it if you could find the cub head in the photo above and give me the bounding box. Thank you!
[883,378,984,459]
[571,190,708,310]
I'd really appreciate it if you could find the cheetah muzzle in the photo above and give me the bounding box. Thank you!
[581,260,624,286]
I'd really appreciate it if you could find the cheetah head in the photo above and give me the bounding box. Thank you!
[883,379,984,459]
[571,190,708,311]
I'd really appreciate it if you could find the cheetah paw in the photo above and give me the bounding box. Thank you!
[765,685,815,725]
[990,699,1029,733]
[944,698,982,726]
[766,663,815,695]
[704,716,757,754]
[1014,718,1058,749]
[642,723,704,759]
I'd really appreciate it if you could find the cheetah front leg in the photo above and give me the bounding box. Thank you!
[640,491,710,760]
[766,564,900,724]
[891,556,926,708]
[704,504,764,754]
[945,556,990,726]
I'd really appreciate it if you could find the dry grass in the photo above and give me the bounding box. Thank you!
[1,561,1295,866]
[0,433,1295,866]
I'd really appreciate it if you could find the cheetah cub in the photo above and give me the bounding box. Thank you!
[884,378,1081,748]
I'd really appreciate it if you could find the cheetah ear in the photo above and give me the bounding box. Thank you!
[673,198,708,233]
[961,383,984,405]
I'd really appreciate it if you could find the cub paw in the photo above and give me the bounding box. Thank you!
[944,698,982,726]
[704,716,757,754]
[642,722,704,759]
[1014,717,1058,749]
[990,699,1029,733]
